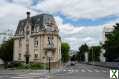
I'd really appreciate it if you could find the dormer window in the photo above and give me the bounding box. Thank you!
[34,24,39,32]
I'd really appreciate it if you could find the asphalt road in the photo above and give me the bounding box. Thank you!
[0,63,110,79]
[51,63,110,79]
[0,70,49,79]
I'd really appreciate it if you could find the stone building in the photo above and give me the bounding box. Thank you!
[14,12,61,67]
[103,26,114,43]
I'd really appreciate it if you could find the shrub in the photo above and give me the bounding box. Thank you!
[8,62,22,68]
[30,63,44,69]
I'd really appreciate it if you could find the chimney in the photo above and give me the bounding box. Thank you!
[26,11,30,21]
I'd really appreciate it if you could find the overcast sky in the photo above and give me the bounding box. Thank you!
[0,0,119,50]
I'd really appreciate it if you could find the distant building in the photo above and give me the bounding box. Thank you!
[103,26,114,43]
[14,12,61,67]
[100,26,114,62]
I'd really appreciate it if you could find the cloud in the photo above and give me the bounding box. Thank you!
[0,0,38,43]
[12,0,33,7]
[55,16,119,50]
[34,0,119,19]
[0,0,38,31]
[0,0,119,50]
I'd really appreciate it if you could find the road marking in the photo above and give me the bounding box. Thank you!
[81,69,86,72]
[102,70,106,73]
[68,70,72,72]
[28,73,42,75]
[63,69,66,71]
[87,69,93,72]
[74,70,79,72]
[11,76,28,78]
[94,69,100,72]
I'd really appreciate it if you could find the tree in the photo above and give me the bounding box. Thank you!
[61,42,70,63]
[88,46,101,62]
[103,23,119,61]
[76,44,89,62]
[0,38,14,68]
[70,55,77,61]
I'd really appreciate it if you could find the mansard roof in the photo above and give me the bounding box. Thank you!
[15,13,58,35]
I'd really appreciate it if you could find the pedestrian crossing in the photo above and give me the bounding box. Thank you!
[0,68,108,79]
[0,72,49,79]
[10,73,49,79]
[54,68,107,73]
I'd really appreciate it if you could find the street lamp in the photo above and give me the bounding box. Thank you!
[47,50,52,73]
[42,56,46,71]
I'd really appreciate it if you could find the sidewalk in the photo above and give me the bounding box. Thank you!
[84,62,119,69]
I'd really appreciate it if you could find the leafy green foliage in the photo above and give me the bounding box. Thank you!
[61,42,70,63]
[88,46,101,62]
[14,63,45,69]
[29,63,44,69]
[71,55,77,61]
[103,23,119,61]
[76,44,89,62]
[0,38,14,68]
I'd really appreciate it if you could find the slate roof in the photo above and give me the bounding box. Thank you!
[15,14,57,35]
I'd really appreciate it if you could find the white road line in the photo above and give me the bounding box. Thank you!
[28,73,42,75]
[11,76,28,78]
[102,70,106,73]
[63,69,66,71]
[81,69,86,72]
[94,69,100,72]
[68,70,72,72]
[74,70,79,72]
[87,69,93,72]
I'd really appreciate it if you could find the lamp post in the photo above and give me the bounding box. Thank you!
[92,48,94,65]
[47,50,52,73]
[43,56,46,71]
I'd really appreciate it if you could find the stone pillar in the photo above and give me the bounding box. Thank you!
[100,49,105,62]
[85,52,88,62]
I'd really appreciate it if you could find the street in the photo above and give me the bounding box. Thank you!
[52,63,109,79]
[0,63,110,79]
[0,70,49,79]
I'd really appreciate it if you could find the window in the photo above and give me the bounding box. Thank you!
[34,54,38,59]
[19,38,22,48]
[18,53,21,60]
[34,37,38,47]
[34,49,38,59]
[48,36,54,48]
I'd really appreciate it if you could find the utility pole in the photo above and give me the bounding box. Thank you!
[92,48,94,64]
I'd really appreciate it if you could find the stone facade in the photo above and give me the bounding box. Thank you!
[14,12,61,67]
